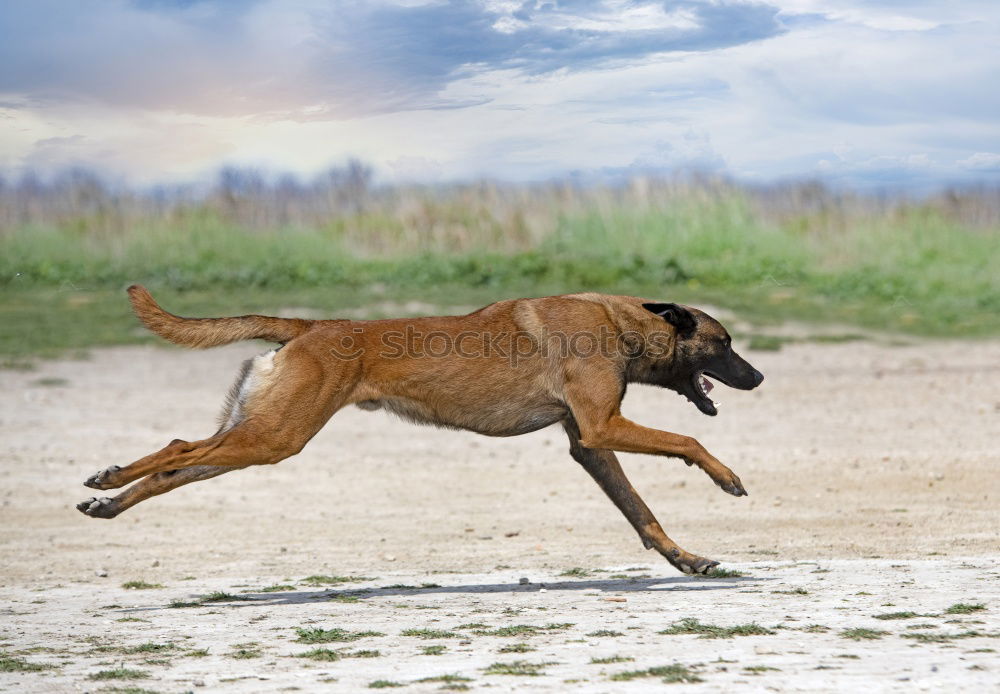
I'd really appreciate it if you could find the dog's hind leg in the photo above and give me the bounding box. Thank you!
[564,417,719,575]
[78,340,360,516]
[77,464,246,519]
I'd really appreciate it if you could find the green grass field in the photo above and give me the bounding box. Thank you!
[2,181,998,360]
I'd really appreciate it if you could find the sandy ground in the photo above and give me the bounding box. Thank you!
[1,337,999,691]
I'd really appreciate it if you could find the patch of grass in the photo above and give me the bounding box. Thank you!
[121,581,163,590]
[184,649,210,657]
[95,688,161,694]
[840,628,889,641]
[945,603,986,615]
[122,643,174,655]
[417,674,473,684]
[368,680,404,689]
[347,650,382,658]
[329,594,362,603]
[498,643,534,654]
[744,665,781,673]
[139,658,170,666]
[902,630,993,643]
[874,611,921,620]
[258,584,297,593]
[558,567,591,577]
[586,630,624,637]
[773,587,809,595]
[201,591,253,603]
[30,377,69,387]
[88,668,150,680]
[229,643,261,659]
[301,575,375,586]
[297,648,340,662]
[116,617,149,623]
[658,618,775,639]
[400,628,458,639]
[294,627,385,643]
[168,591,253,607]
[1,358,35,370]
[702,568,745,578]
[420,645,447,656]
[802,624,830,633]
[473,623,572,637]
[0,652,54,672]
[484,660,555,676]
[590,655,634,664]
[610,664,702,683]
[454,623,490,630]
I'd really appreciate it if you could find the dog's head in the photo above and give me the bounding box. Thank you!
[642,302,763,416]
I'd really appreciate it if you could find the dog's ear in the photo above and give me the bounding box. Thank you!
[642,302,696,336]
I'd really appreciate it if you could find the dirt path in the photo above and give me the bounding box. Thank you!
[1,338,999,690]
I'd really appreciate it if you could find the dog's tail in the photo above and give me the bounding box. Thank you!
[127,285,316,348]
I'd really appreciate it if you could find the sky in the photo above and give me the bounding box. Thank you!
[1,0,999,189]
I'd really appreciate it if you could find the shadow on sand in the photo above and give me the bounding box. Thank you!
[218,574,765,608]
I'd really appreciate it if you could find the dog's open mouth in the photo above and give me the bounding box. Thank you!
[687,371,719,416]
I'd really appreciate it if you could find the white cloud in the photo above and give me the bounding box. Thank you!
[959,152,1000,171]
[0,0,998,189]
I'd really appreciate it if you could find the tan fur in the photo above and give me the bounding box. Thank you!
[79,287,760,575]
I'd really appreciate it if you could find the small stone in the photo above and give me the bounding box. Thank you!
[194,680,206,687]
[519,577,530,585]
[95,569,108,577]
[151,560,159,567]
[384,554,396,562]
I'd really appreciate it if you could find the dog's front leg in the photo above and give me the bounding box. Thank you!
[565,373,746,496]
[563,418,719,575]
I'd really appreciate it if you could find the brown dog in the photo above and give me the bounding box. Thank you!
[78,286,763,575]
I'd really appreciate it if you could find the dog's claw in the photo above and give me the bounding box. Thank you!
[677,557,719,575]
[84,465,121,490]
[76,496,118,519]
[695,559,720,575]
[722,481,748,497]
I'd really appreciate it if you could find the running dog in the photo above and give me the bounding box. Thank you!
[78,286,764,575]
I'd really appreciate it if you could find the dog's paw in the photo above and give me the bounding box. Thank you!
[76,496,119,519]
[719,476,747,497]
[683,557,720,575]
[710,467,747,497]
[84,466,121,490]
[665,549,719,575]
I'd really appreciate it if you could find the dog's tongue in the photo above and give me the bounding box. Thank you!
[701,375,714,393]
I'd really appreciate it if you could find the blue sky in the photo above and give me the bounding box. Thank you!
[1,0,998,188]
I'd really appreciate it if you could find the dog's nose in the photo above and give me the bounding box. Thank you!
[752,369,764,387]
